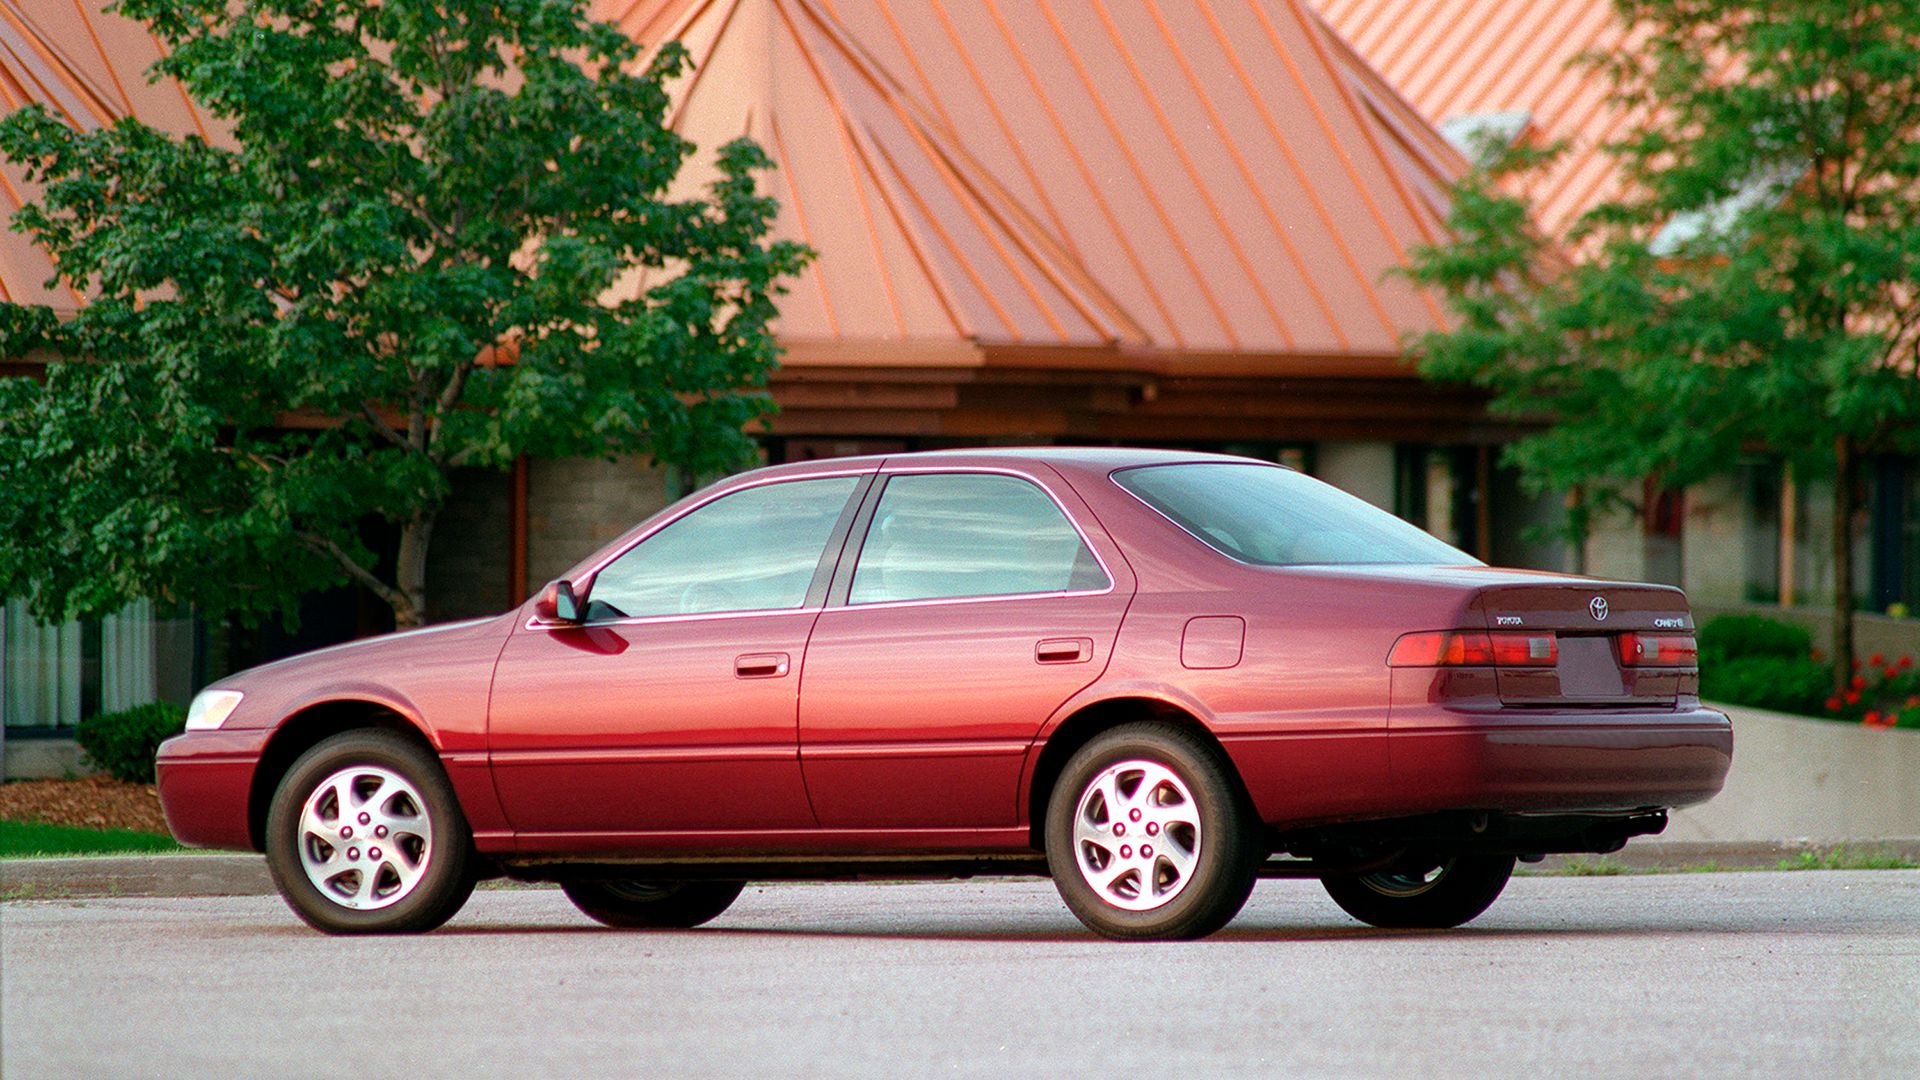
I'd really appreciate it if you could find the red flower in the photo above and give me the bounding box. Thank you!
[1869,653,1885,667]
[1851,675,1867,690]
[1900,656,1914,670]
[1826,696,1843,712]
[1846,690,1861,704]
[1907,696,1920,708]
[1864,711,1881,726]
[1886,667,1901,680]
[1852,658,1862,671]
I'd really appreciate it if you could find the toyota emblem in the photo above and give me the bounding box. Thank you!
[1589,596,1609,621]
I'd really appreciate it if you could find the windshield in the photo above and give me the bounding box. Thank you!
[1113,462,1479,567]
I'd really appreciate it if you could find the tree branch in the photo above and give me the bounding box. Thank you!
[361,403,408,449]
[426,360,473,461]
[298,531,408,613]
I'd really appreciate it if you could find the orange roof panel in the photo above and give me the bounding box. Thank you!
[1321,0,1657,238]
[598,0,1468,363]
[0,0,222,316]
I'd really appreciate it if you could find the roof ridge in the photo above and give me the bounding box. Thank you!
[776,0,980,339]
[788,0,1147,345]
[0,1,123,127]
[794,0,1143,344]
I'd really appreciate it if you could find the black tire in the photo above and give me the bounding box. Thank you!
[265,729,476,934]
[561,879,746,929]
[1321,853,1515,929]
[1044,722,1259,940]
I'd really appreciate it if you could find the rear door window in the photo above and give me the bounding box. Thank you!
[849,473,1108,604]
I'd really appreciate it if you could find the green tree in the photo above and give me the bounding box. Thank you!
[0,0,809,630]
[1406,0,1920,684]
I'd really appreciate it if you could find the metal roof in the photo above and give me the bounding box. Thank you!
[0,0,224,315]
[4,0,1467,374]
[1320,0,1735,239]
[593,0,1466,369]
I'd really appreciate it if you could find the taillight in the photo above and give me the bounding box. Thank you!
[1618,632,1697,667]
[1389,630,1557,667]
[1490,631,1558,666]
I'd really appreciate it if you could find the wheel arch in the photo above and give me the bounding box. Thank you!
[1022,693,1243,851]
[245,699,440,851]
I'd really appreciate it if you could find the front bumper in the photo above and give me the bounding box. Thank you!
[1387,705,1734,814]
[155,729,272,851]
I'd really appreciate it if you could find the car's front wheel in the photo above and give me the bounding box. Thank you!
[1321,853,1515,928]
[265,729,476,934]
[561,879,746,928]
[1045,723,1259,940]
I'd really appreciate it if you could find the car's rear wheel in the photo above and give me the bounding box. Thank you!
[1045,723,1259,940]
[561,879,745,929]
[265,729,476,934]
[1321,853,1515,928]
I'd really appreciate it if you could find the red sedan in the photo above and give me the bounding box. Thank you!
[158,449,1731,938]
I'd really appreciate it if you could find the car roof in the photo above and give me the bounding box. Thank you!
[752,446,1270,480]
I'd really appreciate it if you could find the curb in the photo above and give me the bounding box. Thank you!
[0,853,273,899]
[1529,837,1920,872]
[5,839,1919,899]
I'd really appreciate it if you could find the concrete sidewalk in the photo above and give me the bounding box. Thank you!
[1,853,274,899]
[7,838,1918,900]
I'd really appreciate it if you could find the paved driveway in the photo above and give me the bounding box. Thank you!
[4,871,1916,1078]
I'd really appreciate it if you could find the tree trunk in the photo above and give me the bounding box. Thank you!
[1830,435,1856,692]
[392,511,437,630]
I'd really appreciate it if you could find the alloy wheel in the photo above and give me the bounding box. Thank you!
[296,765,435,911]
[1070,759,1203,912]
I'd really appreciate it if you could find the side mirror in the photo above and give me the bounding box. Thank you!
[535,580,584,624]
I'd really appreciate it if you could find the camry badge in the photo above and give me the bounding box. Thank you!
[1589,596,1609,621]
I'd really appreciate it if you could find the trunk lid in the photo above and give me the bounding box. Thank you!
[1471,583,1696,707]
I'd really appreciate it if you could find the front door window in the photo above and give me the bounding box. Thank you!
[587,476,859,619]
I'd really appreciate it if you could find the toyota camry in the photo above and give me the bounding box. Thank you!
[157,448,1732,939]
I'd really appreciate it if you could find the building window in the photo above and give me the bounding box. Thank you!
[1870,456,1919,613]
[3,599,159,729]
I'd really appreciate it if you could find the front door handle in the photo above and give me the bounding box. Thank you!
[1036,638,1093,665]
[735,652,791,679]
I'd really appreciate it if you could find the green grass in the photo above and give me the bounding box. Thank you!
[1557,856,1628,876]
[1776,845,1920,871]
[0,819,182,858]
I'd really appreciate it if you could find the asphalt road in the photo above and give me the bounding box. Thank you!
[5,871,1917,1079]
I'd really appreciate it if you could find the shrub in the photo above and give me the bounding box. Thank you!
[1699,655,1832,717]
[75,702,187,784]
[1697,614,1812,667]
[1823,654,1920,730]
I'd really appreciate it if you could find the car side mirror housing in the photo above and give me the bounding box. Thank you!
[535,580,584,623]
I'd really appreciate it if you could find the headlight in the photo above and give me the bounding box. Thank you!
[184,689,245,731]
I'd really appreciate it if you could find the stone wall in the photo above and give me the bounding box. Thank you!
[1680,474,1747,604]
[1669,703,1920,843]
[425,468,513,622]
[1313,441,1395,511]
[526,456,674,589]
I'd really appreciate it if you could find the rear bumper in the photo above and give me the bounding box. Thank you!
[155,730,271,851]
[1387,705,1733,814]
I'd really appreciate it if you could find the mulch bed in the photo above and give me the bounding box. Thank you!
[0,775,171,834]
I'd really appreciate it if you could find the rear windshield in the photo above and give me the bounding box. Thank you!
[1113,462,1479,567]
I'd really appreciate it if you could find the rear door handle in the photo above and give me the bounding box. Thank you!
[1036,638,1093,664]
[735,652,791,679]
